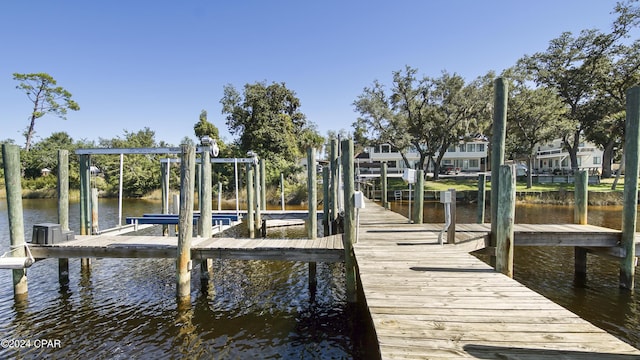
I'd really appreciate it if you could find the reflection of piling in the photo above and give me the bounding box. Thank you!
[574,170,588,286]
[2,144,28,300]
[621,86,640,290]
[58,150,70,287]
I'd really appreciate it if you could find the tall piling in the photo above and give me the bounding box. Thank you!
[477,173,486,224]
[621,86,640,290]
[161,160,170,236]
[381,162,388,209]
[412,170,424,224]
[199,148,213,284]
[495,164,515,277]
[2,144,28,299]
[574,170,589,285]
[260,159,267,211]
[330,139,339,234]
[177,144,195,303]
[323,167,330,236]
[307,148,317,239]
[79,154,92,269]
[342,139,357,302]
[490,78,508,266]
[254,160,262,235]
[246,164,255,238]
[58,150,70,286]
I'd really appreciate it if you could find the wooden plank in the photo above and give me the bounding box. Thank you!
[353,199,640,359]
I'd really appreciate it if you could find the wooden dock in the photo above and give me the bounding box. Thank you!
[28,234,344,263]
[354,200,640,359]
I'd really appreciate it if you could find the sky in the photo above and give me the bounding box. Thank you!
[0,0,628,148]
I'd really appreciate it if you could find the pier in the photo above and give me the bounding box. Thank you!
[354,199,640,359]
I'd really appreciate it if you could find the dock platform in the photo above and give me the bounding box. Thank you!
[354,200,640,359]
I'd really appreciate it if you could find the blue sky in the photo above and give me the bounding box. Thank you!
[0,1,625,148]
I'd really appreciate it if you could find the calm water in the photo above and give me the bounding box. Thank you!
[0,199,375,359]
[2,199,640,358]
[393,200,640,350]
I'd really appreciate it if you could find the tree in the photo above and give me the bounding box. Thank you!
[503,68,571,187]
[220,81,323,184]
[193,110,220,141]
[518,1,640,172]
[94,128,162,197]
[13,73,80,152]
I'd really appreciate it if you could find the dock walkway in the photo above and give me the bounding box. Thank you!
[354,200,640,359]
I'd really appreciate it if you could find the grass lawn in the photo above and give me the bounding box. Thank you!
[386,176,625,192]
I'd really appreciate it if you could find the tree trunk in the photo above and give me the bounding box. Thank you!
[24,114,37,152]
[601,140,616,178]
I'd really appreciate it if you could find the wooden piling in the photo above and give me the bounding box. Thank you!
[2,144,28,299]
[412,170,424,224]
[447,188,457,245]
[495,164,515,277]
[177,144,195,302]
[574,170,588,225]
[199,148,213,284]
[381,162,388,209]
[254,160,262,235]
[57,150,70,286]
[246,164,255,238]
[91,188,99,235]
[330,139,339,234]
[477,173,486,224]
[199,148,212,238]
[307,148,317,239]
[260,159,267,211]
[341,139,357,303]
[621,86,640,290]
[323,167,330,236]
[280,173,285,211]
[490,78,508,266]
[161,160,170,236]
[79,154,92,269]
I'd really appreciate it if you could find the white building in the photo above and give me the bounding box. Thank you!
[357,139,489,175]
[535,139,603,174]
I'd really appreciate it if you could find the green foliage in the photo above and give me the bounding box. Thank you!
[220,81,323,184]
[94,127,163,197]
[13,73,80,152]
[353,66,493,178]
[193,110,220,141]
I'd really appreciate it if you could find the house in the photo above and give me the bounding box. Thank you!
[356,138,489,176]
[535,139,603,174]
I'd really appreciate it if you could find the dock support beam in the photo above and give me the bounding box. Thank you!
[246,164,255,238]
[477,173,486,224]
[161,160,170,236]
[342,139,357,303]
[260,159,267,211]
[199,147,213,285]
[2,144,28,300]
[330,139,339,235]
[496,165,515,277]
[412,170,424,224]
[381,162,388,209]
[323,167,330,236]
[447,188,457,245]
[307,148,317,239]
[621,86,640,290]
[490,78,508,266]
[177,144,195,304]
[58,150,70,287]
[79,154,92,269]
[254,160,262,235]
